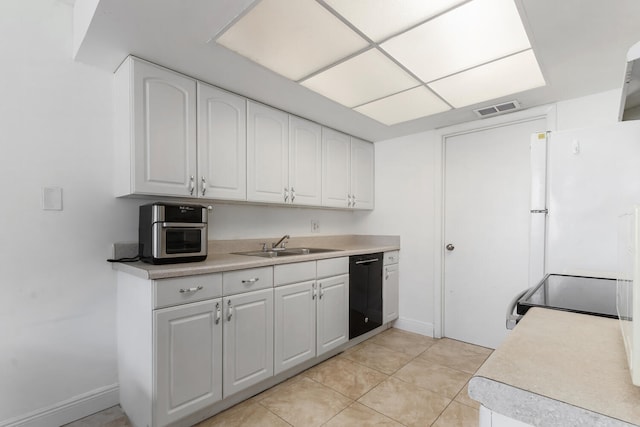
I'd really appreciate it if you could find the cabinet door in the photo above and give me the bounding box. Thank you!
[133,59,197,197]
[289,116,322,206]
[247,102,289,203]
[197,82,246,201]
[274,281,316,374]
[317,274,349,356]
[383,264,399,323]
[223,288,274,397]
[350,138,375,210]
[322,128,351,208]
[154,299,222,426]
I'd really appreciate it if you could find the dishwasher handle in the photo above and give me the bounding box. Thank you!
[506,288,531,330]
[355,258,379,265]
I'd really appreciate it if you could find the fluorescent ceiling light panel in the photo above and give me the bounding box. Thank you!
[324,0,466,42]
[429,49,545,108]
[301,48,419,108]
[216,0,368,80]
[355,86,451,125]
[381,0,532,82]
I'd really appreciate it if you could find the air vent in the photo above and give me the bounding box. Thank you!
[474,100,521,118]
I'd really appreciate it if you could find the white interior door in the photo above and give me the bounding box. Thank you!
[444,118,545,349]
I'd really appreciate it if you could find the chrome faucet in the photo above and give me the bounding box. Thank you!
[272,234,290,250]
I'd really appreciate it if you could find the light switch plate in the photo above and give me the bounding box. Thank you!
[42,187,63,211]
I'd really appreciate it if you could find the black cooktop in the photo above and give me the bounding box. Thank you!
[517,274,618,319]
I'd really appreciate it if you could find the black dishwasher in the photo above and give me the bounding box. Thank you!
[349,253,383,339]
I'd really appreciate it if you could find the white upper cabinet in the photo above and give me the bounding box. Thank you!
[350,137,375,210]
[247,102,289,203]
[321,128,351,208]
[197,82,246,201]
[115,57,198,197]
[289,116,322,206]
[322,129,374,210]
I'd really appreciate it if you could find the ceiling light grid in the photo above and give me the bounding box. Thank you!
[214,0,545,126]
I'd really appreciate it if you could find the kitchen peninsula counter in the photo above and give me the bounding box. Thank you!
[469,307,640,426]
[112,234,399,280]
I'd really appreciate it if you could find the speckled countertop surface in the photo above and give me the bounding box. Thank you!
[111,234,400,280]
[469,307,640,426]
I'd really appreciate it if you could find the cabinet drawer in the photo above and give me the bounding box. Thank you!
[384,251,399,265]
[274,261,316,286]
[223,267,273,295]
[317,257,348,278]
[154,273,222,309]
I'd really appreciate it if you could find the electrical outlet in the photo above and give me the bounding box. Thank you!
[311,219,320,233]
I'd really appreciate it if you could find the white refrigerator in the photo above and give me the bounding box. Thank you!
[545,121,640,278]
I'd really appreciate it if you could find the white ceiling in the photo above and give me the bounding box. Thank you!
[74,0,640,141]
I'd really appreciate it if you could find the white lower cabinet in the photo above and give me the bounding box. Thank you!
[273,259,349,375]
[222,288,274,397]
[154,299,223,427]
[274,280,317,374]
[317,274,349,355]
[383,251,400,323]
[118,252,395,426]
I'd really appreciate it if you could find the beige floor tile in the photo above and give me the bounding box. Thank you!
[323,402,404,427]
[250,375,304,403]
[260,377,352,426]
[455,383,480,409]
[341,340,369,355]
[305,356,388,399]
[368,328,436,356]
[393,358,471,399]
[437,338,493,356]
[342,342,414,375]
[358,377,450,427]
[431,401,479,427]
[420,338,491,374]
[196,400,289,427]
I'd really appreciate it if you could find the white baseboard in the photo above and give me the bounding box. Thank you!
[392,317,435,337]
[0,384,119,427]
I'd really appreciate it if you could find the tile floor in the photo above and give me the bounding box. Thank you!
[65,328,492,427]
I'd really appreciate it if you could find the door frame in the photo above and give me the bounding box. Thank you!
[432,105,557,339]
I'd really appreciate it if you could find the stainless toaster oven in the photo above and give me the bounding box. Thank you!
[138,203,208,264]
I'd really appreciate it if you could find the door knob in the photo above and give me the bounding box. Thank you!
[446,244,455,251]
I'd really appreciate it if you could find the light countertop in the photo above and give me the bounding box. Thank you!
[111,234,400,280]
[469,307,640,426]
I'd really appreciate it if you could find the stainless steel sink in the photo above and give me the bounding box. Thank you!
[233,248,340,258]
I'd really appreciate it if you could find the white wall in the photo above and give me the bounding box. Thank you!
[0,1,141,424]
[359,131,438,335]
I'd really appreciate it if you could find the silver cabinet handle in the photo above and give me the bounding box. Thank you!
[312,283,316,300]
[227,300,233,321]
[352,195,356,207]
[446,244,455,251]
[319,284,324,299]
[215,302,221,324]
[241,278,259,284]
[291,187,296,202]
[201,176,207,196]
[385,269,390,280]
[284,187,289,203]
[179,285,203,293]
[189,176,195,195]
[347,194,352,208]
